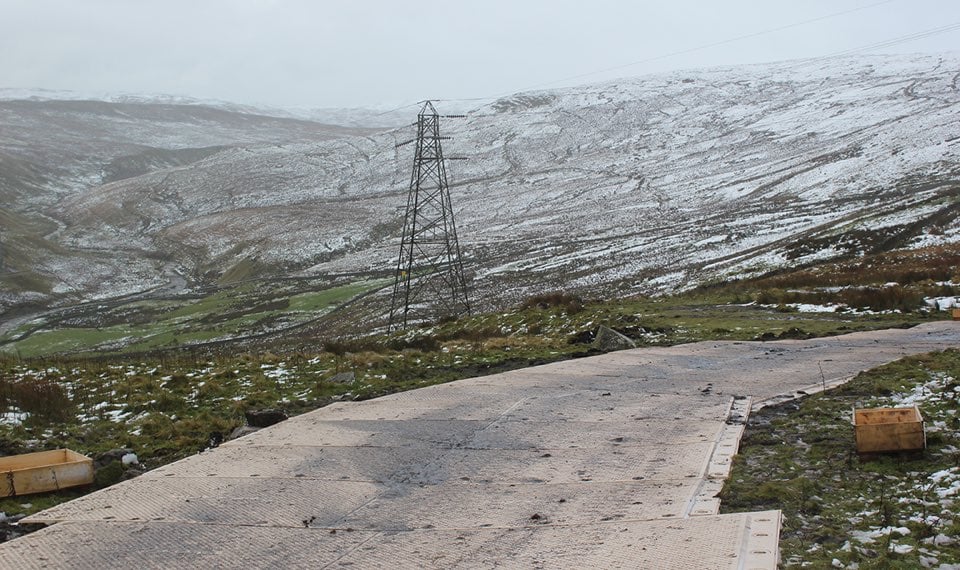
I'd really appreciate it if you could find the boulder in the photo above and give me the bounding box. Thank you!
[244,408,288,428]
[328,371,356,384]
[94,448,135,470]
[121,467,144,481]
[594,325,637,352]
[226,425,261,441]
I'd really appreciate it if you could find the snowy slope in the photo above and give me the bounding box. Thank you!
[2,53,959,312]
[0,88,416,128]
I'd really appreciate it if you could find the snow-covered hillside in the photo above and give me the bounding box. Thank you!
[1,53,959,313]
[0,88,421,129]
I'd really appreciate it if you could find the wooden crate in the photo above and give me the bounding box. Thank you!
[853,406,925,454]
[0,449,94,497]
[952,308,960,321]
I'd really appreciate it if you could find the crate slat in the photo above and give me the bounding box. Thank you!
[0,449,94,496]
[853,406,925,453]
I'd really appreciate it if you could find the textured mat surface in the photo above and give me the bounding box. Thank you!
[4,322,958,569]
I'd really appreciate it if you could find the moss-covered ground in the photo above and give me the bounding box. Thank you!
[0,279,386,358]
[721,349,960,568]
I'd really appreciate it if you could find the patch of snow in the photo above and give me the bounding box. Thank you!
[0,411,27,426]
[891,543,914,554]
[926,297,958,311]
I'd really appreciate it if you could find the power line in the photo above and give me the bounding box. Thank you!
[822,21,960,58]
[479,0,903,100]
[386,4,956,116]
[374,96,500,118]
[374,100,428,117]
[775,21,960,74]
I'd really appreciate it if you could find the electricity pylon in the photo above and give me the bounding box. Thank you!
[388,101,470,329]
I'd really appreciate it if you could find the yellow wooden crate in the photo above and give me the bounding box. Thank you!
[853,406,925,454]
[0,449,94,497]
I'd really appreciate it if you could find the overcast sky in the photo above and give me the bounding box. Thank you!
[2,0,959,110]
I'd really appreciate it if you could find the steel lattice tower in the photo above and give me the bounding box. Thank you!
[389,101,470,329]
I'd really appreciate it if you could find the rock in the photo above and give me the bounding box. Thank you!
[207,432,224,449]
[0,519,30,543]
[328,371,355,384]
[94,448,135,470]
[94,461,126,487]
[244,408,288,428]
[568,330,596,345]
[121,468,144,481]
[778,327,812,340]
[227,425,261,441]
[593,325,636,352]
[121,452,138,466]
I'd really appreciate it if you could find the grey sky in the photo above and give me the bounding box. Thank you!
[2,0,959,110]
